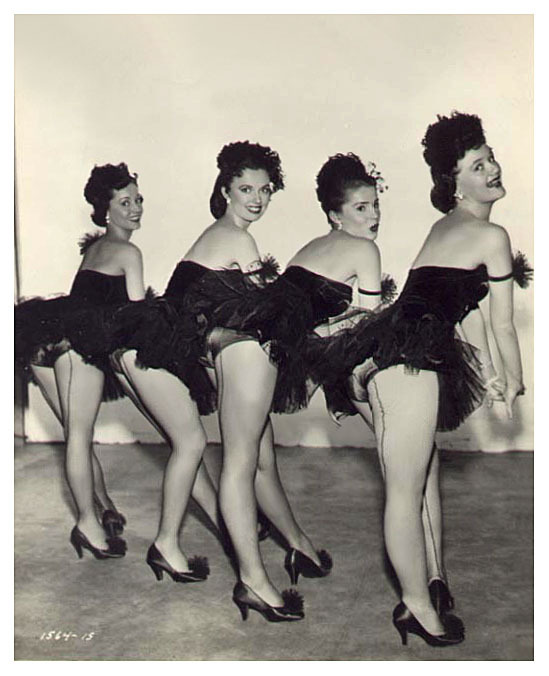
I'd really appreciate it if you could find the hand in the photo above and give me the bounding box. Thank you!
[485,375,505,408]
[503,376,526,419]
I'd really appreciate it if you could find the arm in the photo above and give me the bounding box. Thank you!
[121,244,146,301]
[355,240,382,311]
[327,241,381,334]
[460,307,504,405]
[484,226,525,417]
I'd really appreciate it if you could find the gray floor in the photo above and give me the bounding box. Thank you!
[14,440,533,660]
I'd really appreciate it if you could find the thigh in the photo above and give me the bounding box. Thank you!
[215,340,277,437]
[367,365,439,483]
[55,351,104,433]
[31,364,63,423]
[117,350,206,443]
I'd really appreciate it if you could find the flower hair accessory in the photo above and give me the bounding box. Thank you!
[365,161,388,193]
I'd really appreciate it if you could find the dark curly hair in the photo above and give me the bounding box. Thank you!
[316,153,377,229]
[83,163,138,227]
[422,112,486,213]
[209,141,285,219]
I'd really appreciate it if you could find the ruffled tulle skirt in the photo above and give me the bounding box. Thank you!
[174,272,318,414]
[304,302,486,432]
[15,295,126,401]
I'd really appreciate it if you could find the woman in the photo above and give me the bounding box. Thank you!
[15,162,144,558]
[16,164,217,577]
[281,113,527,646]
[147,141,332,621]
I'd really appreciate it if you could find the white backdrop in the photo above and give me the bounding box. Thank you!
[15,14,534,451]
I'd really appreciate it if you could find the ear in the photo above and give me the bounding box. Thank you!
[221,186,230,201]
[328,210,341,228]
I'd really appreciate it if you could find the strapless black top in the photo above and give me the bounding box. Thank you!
[398,265,489,325]
[70,269,129,305]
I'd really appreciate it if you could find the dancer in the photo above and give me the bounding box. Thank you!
[15,162,143,558]
[143,141,332,621]
[277,114,527,646]
[286,153,464,619]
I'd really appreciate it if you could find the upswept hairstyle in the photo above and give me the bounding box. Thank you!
[84,162,138,227]
[209,141,285,219]
[316,153,377,229]
[421,112,486,213]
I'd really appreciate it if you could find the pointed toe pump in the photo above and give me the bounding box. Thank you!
[146,544,209,583]
[70,526,126,560]
[284,548,333,585]
[232,581,305,622]
[392,602,465,648]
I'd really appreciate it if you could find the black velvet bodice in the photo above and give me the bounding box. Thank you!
[397,265,489,325]
[281,266,353,326]
[69,269,129,305]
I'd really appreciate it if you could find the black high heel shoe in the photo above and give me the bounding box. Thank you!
[284,548,333,585]
[146,544,209,583]
[101,509,127,538]
[392,602,464,647]
[70,526,126,559]
[429,578,455,614]
[232,581,304,622]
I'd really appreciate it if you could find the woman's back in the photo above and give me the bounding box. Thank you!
[412,212,500,271]
[289,232,378,287]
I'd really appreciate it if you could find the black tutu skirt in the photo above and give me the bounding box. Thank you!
[108,294,218,416]
[174,268,320,414]
[15,294,126,402]
[306,300,486,432]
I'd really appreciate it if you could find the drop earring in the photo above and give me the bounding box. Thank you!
[105,213,110,224]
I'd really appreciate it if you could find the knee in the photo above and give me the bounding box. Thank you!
[172,427,206,459]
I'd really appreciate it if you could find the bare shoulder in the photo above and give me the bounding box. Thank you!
[106,240,143,268]
[347,236,380,263]
[479,221,511,256]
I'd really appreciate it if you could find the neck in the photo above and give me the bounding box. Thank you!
[104,224,133,242]
[222,208,252,231]
[454,199,493,221]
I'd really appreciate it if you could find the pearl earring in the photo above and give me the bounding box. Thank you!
[105,213,110,224]
[454,190,464,201]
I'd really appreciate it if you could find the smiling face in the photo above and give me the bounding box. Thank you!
[222,168,272,226]
[454,144,505,207]
[107,182,144,231]
[331,183,380,240]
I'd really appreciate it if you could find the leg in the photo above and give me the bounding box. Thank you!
[32,363,117,514]
[115,352,221,531]
[366,365,444,634]
[423,445,445,583]
[253,419,321,564]
[215,341,283,605]
[54,351,107,548]
[351,381,445,588]
[116,350,208,570]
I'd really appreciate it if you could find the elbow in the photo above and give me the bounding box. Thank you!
[491,319,516,336]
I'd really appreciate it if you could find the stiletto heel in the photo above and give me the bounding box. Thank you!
[146,544,209,583]
[70,526,126,560]
[232,581,304,622]
[148,560,164,581]
[284,548,333,585]
[396,623,408,645]
[101,510,127,538]
[392,602,464,648]
[71,536,83,559]
[234,599,249,621]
